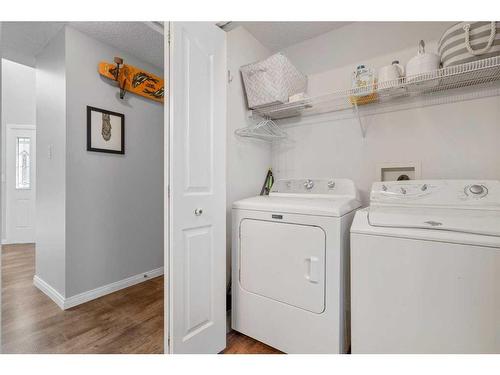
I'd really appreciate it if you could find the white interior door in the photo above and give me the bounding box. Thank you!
[168,22,227,354]
[5,125,36,244]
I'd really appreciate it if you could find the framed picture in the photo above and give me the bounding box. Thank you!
[87,106,125,154]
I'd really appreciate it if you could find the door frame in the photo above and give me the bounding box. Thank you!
[3,123,36,245]
[164,21,171,354]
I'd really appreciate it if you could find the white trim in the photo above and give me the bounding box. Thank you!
[2,239,35,245]
[6,124,36,131]
[164,21,172,354]
[33,275,65,310]
[33,267,164,310]
[64,267,164,309]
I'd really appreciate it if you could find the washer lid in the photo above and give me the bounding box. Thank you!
[368,206,500,237]
[352,209,500,248]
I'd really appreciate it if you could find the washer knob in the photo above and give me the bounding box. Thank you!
[304,179,314,190]
[469,184,484,195]
[327,180,335,189]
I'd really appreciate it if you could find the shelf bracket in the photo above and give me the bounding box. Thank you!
[353,102,367,138]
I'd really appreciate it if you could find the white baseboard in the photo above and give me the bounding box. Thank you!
[33,275,65,309]
[2,239,35,245]
[33,267,164,310]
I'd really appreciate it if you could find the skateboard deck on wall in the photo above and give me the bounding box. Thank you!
[98,57,164,103]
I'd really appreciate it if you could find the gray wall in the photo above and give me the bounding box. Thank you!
[1,59,37,241]
[34,26,164,299]
[64,27,163,297]
[35,29,67,295]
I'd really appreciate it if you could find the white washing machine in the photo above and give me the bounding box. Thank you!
[231,178,361,353]
[351,180,500,354]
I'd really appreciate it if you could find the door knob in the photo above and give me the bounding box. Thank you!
[194,208,203,216]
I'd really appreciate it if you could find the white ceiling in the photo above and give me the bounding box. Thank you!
[1,22,164,69]
[228,22,352,51]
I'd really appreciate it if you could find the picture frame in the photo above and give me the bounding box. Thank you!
[87,106,125,154]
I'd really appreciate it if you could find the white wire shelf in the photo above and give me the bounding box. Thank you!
[250,56,500,122]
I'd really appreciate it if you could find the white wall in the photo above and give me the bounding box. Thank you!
[1,59,37,241]
[283,22,456,76]
[226,27,273,284]
[64,27,164,297]
[35,29,67,295]
[272,22,500,203]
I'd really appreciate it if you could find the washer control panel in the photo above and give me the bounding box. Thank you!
[371,180,500,208]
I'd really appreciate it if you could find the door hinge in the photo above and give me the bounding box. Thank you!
[227,70,233,84]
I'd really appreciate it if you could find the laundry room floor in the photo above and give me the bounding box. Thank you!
[1,243,164,354]
[223,331,283,354]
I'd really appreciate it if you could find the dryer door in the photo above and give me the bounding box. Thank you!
[239,219,326,313]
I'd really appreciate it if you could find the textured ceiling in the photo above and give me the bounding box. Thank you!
[1,22,66,66]
[1,21,164,68]
[229,22,352,51]
[70,22,164,68]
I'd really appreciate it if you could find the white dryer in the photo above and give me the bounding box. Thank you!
[231,178,361,353]
[351,180,500,353]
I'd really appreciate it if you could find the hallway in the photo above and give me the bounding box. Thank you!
[1,244,164,353]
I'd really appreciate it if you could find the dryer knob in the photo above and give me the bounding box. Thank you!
[469,184,484,195]
[304,179,314,190]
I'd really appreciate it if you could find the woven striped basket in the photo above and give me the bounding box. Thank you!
[438,22,500,67]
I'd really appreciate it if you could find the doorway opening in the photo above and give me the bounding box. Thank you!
[1,22,165,354]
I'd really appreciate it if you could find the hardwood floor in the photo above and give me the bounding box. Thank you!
[2,243,281,354]
[223,331,282,354]
[1,243,164,354]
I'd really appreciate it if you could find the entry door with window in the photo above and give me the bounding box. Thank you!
[5,125,36,244]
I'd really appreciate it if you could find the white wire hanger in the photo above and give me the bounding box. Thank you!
[234,117,287,142]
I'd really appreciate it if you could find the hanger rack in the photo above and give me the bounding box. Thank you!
[235,117,288,142]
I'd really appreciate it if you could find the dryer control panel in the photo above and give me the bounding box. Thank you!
[370,180,500,209]
[270,178,359,199]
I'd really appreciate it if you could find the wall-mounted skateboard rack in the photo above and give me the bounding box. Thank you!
[98,56,165,103]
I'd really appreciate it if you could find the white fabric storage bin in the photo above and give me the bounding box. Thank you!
[240,53,307,109]
[438,21,500,67]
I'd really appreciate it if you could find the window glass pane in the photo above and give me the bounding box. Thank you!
[16,137,31,189]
